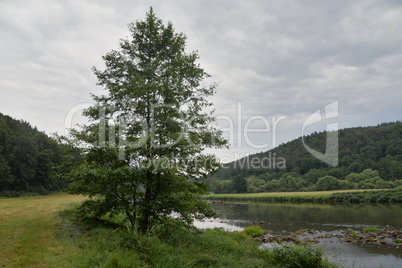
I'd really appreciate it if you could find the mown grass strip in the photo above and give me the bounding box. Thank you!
[0,193,85,267]
[205,189,393,203]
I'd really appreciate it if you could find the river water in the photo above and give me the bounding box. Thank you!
[194,202,402,268]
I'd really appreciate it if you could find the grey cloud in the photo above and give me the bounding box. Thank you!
[1,0,401,160]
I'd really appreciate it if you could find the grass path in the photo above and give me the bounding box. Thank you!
[0,193,85,268]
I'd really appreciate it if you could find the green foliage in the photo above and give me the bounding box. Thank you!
[211,179,233,194]
[209,122,402,193]
[265,179,282,192]
[206,189,402,204]
[315,176,341,191]
[271,243,335,268]
[0,113,79,195]
[329,189,402,203]
[305,169,327,185]
[0,190,41,197]
[243,225,265,237]
[247,177,267,193]
[58,207,339,268]
[345,172,367,183]
[350,231,360,239]
[232,175,248,193]
[65,8,226,233]
[363,227,379,233]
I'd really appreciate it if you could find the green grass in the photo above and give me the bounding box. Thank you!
[58,209,338,268]
[0,193,340,268]
[363,227,380,233]
[244,225,265,238]
[0,193,86,267]
[272,243,337,268]
[205,189,373,202]
[206,190,370,201]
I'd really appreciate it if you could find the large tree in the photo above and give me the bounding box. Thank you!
[66,8,227,232]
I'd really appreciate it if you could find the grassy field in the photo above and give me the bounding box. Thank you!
[205,189,382,202]
[0,192,340,268]
[0,193,85,267]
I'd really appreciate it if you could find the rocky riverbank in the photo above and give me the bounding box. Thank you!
[254,225,402,247]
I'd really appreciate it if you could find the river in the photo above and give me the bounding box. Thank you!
[194,202,402,268]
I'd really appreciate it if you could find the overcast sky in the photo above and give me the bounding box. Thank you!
[1,0,402,161]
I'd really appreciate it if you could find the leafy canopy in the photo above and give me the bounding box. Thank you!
[66,8,227,232]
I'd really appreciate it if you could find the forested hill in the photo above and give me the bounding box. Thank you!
[0,113,79,196]
[208,121,402,193]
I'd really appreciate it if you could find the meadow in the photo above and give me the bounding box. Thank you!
[204,189,398,203]
[0,193,339,268]
[0,193,85,267]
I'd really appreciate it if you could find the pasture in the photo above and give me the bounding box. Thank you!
[0,193,85,267]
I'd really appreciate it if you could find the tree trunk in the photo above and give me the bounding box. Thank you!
[140,170,152,233]
[126,211,135,228]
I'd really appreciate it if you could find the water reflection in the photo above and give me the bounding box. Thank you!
[196,202,402,268]
[209,202,402,232]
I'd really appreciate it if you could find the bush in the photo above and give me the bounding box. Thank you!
[0,190,21,197]
[272,243,334,268]
[315,176,340,191]
[329,189,402,203]
[243,225,265,238]
[0,190,42,197]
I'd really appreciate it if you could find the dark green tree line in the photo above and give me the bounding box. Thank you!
[0,113,78,196]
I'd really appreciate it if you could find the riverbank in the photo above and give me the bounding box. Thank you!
[205,189,402,203]
[0,193,339,267]
[257,225,402,268]
[200,198,402,267]
[256,225,402,246]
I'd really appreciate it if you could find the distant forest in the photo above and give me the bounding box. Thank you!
[0,113,79,196]
[208,121,402,193]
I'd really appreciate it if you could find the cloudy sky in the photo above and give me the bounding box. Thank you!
[1,0,402,161]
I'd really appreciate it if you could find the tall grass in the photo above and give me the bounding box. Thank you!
[59,208,276,267]
[59,208,338,267]
[272,243,337,268]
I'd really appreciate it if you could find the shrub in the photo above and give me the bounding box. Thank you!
[0,190,21,197]
[0,190,43,197]
[243,225,265,238]
[271,243,333,268]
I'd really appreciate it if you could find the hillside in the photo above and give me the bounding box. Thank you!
[208,121,402,193]
[0,113,79,196]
